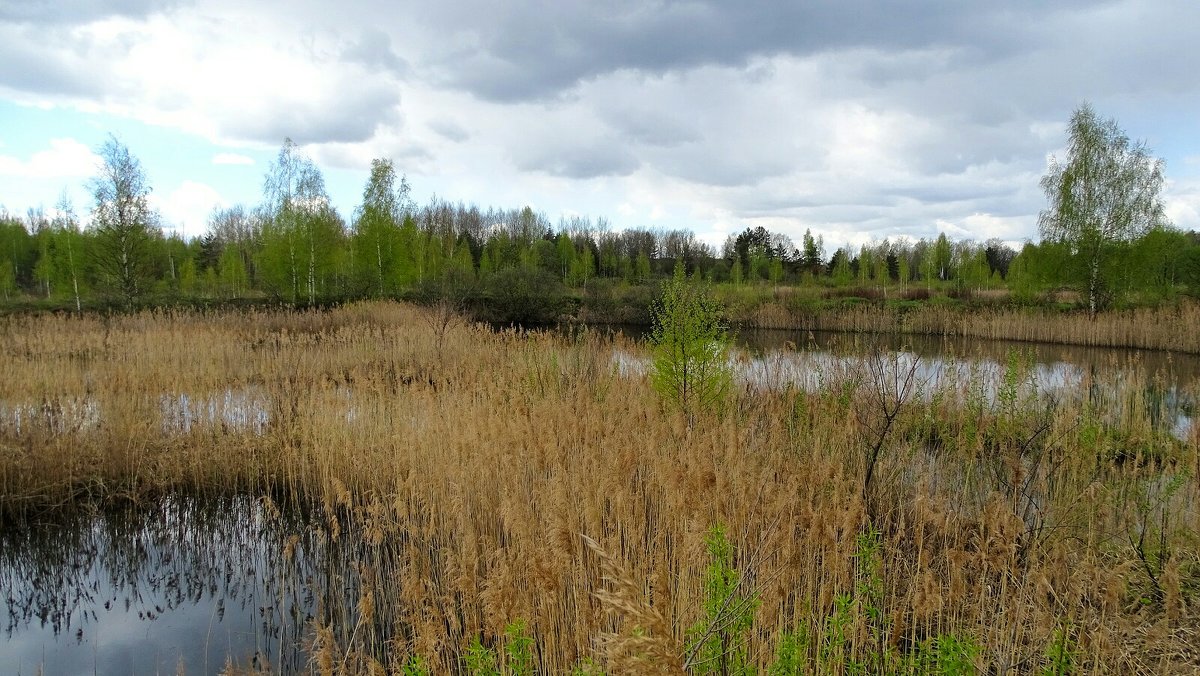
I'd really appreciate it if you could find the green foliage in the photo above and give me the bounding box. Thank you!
[767,629,808,675]
[568,245,596,287]
[635,250,652,283]
[89,135,158,306]
[685,525,759,675]
[553,233,575,277]
[886,633,982,675]
[959,247,991,290]
[925,634,981,675]
[1040,621,1077,676]
[831,248,853,286]
[481,266,571,324]
[649,274,732,419]
[819,592,855,669]
[401,654,431,676]
[854,528,884,633]
[504,619,535,676]
[8,124,1200,312]
[1038,103,1167,315]
[352,158,411,296]
[993,349,1041,446]
[178,257,198,296]
[1008,241,1074,303]
[809,527,905,673]
[1126,471,1192,606]
[0,257,15,301]
[933,233,953,282]
[852,527,889,672]
[217,245,248,297]
[1123,225,1191,303]
[769,257,785,286]
[1181,244,1200,295]
[0,215,36,299]
[530,238,558,273]
[802,228,824,276]
[464,636,500,676]
[256,138,347,304]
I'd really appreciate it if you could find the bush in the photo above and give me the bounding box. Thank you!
[649,274,731,420]
[479,267,574,325]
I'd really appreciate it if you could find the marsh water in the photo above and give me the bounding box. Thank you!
[612,327,1198,441]
[1,495,321,675]
[1,329,1198,673]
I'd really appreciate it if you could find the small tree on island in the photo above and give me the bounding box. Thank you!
[649,266,732,424]
[1038,103,1167,317]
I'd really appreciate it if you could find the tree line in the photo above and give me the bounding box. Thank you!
[3,106,1199,314]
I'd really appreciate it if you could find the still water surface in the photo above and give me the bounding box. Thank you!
[2,496,318,675]
[613,327,1199,440]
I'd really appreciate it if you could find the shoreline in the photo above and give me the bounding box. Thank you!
[3,289,1198,354]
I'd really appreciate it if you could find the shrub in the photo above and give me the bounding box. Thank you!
[648,274,731,421]
[480,267,573,324]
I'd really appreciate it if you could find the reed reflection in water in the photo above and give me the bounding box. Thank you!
[1,494,318,675]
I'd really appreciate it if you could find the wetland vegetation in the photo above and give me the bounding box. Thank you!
[2,301,1198,673]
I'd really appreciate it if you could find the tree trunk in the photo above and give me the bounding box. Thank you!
[376,235,384,297]
[1088,254,1100,319]
[308,226,316,305]
[119,232,134,307]
[288,230,298,304]
[67,235,81,314]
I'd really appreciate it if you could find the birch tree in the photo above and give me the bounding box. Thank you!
[352,158,412,296]
[259,139,332,303]
[89,135,157,306]
[52,194,84,312]
[1038,103,1166,316]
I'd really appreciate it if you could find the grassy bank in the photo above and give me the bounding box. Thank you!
[738,296,1200,353]
[705,286,1200,353]
[575,282,1200,353]
[1,302,1198,673]
[7,280,1199,354]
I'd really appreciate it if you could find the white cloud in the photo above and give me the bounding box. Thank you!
[935,214,1025,244]
[0,138,99,178]
[1164,178,1200,231]
[153,180,225,239]
[1,1,1196,248]
[211,152,253,166]
[0,9,403,147]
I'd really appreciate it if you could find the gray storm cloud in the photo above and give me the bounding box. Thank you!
[2,0,1196,243]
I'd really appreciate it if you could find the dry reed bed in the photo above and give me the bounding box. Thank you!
[747,300,1200,353]
[1,302,1198,673]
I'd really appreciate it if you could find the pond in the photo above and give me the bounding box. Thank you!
[610,327,1199,440]
[1,495,321,675]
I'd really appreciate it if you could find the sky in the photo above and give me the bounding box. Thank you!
[1,0,1198,251]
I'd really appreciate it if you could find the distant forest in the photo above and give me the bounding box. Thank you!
[3,137,1200,315]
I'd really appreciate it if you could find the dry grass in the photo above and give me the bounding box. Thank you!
[749,299,1200,353]
[1,301,1198,673]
